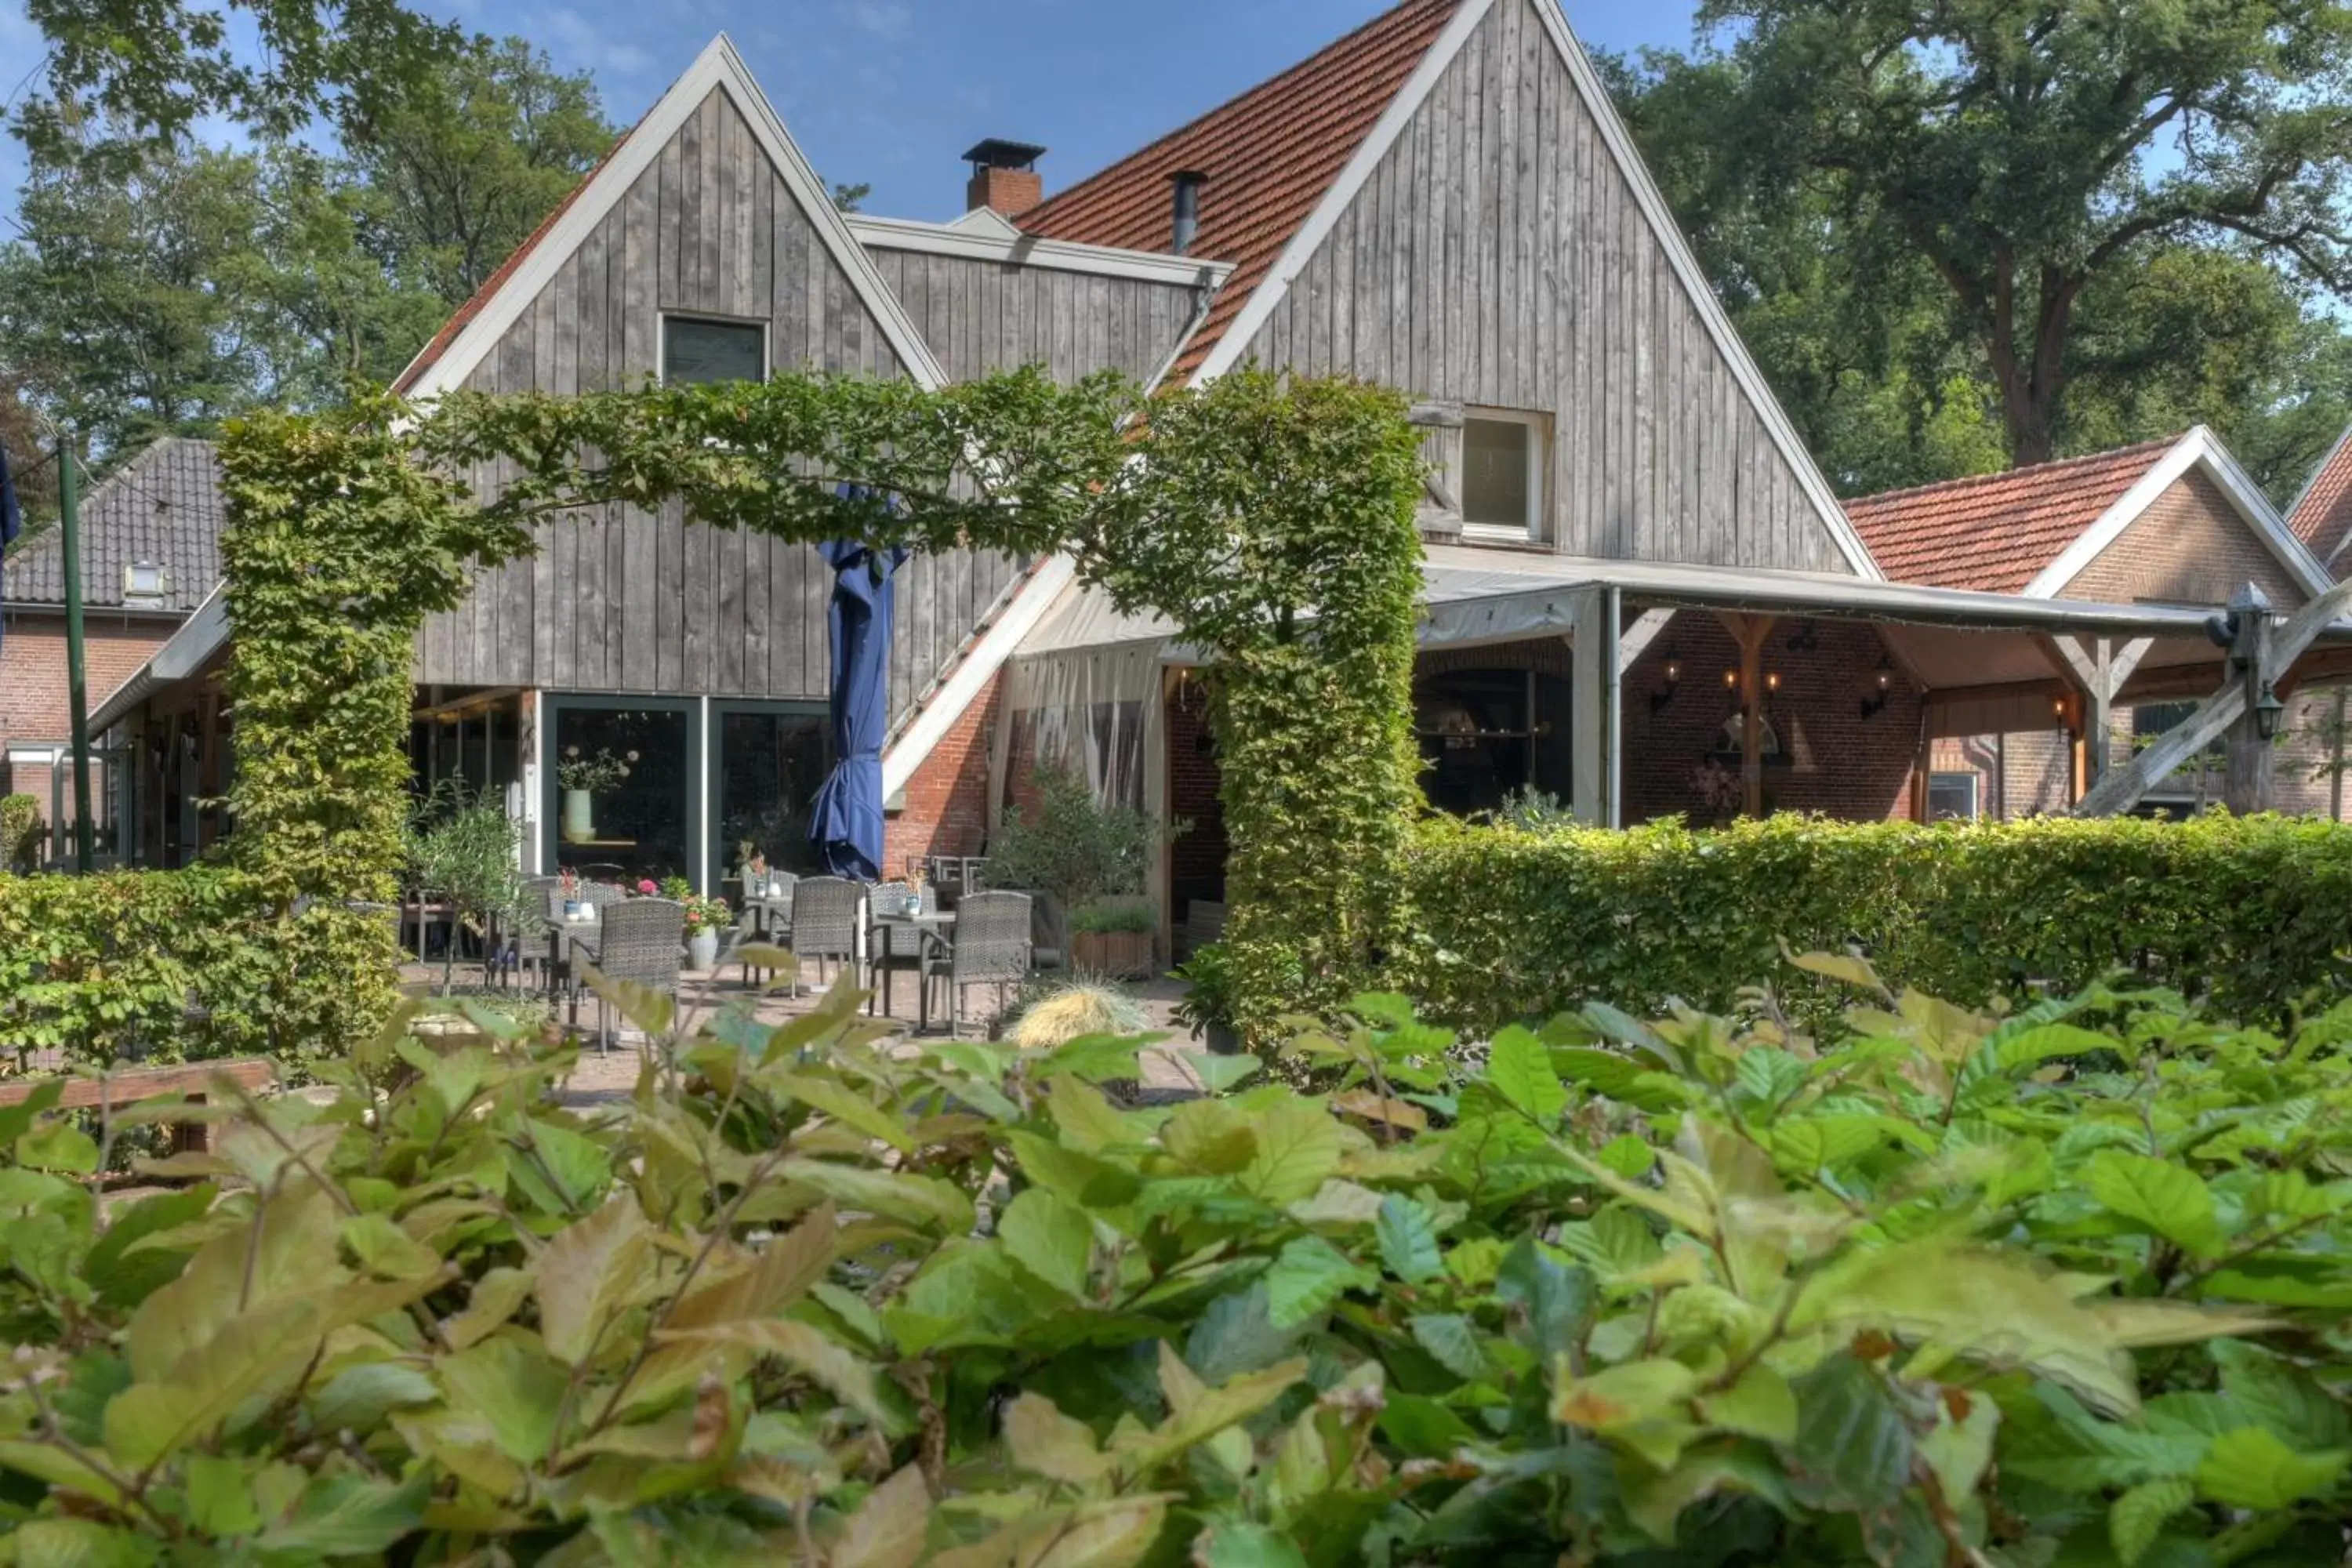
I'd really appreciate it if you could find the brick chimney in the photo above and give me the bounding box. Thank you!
[963,138,1047,220]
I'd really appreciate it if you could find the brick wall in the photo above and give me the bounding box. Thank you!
[882,673,1001,877]
[2062,470,2307,609]
[0,612,176,822]
[1623,612,1926,824]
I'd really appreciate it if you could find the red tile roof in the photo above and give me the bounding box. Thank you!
[393,118,646,394]
[1842,437,2180,593]
[1019,0,1462,387]
[2288,428,2352,575]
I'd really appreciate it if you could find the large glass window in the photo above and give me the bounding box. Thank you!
[662,316,766,387]
[713,706,832,887]
[549,702,694,887]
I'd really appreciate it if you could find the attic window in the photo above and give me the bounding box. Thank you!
[122,561,167,605]
[662,316,768,387]
[1461,408,1547,542]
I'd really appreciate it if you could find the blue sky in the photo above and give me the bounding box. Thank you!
[1,0,1704,229]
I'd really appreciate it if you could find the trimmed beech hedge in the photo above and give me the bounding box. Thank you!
[0,866,384,1066]
[1395,812,2352,1031]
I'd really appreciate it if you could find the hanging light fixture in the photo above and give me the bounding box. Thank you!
[1859,656,1895,721]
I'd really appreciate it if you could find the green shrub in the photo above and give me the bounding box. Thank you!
[1399,811,2352,1034]
[1069,897,1156,935]
[0,866,388,1069]
[985,765,1158,911]
[0,793,40,872]
[9,966,2350,1561]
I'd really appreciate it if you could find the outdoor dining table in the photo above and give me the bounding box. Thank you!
[543,911,602,1022]
[867,907,956,1027]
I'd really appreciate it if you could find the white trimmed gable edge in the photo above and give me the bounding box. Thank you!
[2027,426,2334,602]
[395,34,949,399]
[1186,0,1885,582]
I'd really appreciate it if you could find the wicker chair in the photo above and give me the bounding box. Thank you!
[741,873,798,992]
[789,877,863,993]
[921,890,1033,1038]
[866,880,936,1017]
[572,896,685,1053]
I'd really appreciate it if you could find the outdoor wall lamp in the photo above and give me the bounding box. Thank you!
[1859,657,1895,721]
[1764,670,1783,694]
[2255,681,2286,740]
[1650,649,1683,714]
[1722,668,1740,691]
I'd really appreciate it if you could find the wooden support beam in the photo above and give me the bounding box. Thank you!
[2080,575,2352,816]
[1909,717,1933,822]
[1616,608,1675,677]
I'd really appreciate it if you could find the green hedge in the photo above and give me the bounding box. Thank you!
[0,866,390,1067]
[1396,811,2352,1031]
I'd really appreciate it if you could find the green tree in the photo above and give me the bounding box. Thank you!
[1675,0,2352,468]
[337,35,615,307]
[13,0,457,156]
[0,139,303,456]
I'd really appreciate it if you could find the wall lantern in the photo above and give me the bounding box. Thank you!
[1858,657,1895,721]
[1764,670,1783,694]
[2255,681,2286,740]
[2053,695,2071,732]
[1722,667,1740,691]
[1650,648,1683,714]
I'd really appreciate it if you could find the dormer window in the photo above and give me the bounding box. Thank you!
[122,561,168,606]
[662,315,768,387]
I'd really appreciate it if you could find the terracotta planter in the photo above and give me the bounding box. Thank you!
[1071,928,1152,977]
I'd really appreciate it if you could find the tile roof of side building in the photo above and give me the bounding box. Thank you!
[1017,0,1464,387]
[1841,438,2182,594]
[2,437,225,615]
[2287,424,2352,576]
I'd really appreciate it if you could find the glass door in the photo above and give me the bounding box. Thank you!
[710,702,832,891]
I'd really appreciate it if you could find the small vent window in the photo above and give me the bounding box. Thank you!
[1459,408,1547,540]
[662,317,767,387]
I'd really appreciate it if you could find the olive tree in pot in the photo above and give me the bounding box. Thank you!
[405,784,535,994]
[983,765,1160,972]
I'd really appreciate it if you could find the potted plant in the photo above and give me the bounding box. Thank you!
[1069,898,1156,977]
[985,766,1163,971]
[1171,942,1240,1055]
[556,747,634,844]
[661,877,731,969]
[405,785,533,994]
[557,867,583,920]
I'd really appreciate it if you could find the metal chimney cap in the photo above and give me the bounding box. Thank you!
[963,138,1047,171]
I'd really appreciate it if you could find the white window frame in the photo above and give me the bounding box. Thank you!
[659,311,772,387]
[1457,406,1548,545]
[1926,771,1980,822]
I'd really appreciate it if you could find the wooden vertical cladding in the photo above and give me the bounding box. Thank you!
[861,248,1202,387]
[414,85,1021,718]
[1243,0,1851,575]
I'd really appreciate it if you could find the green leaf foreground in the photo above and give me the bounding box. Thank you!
[5,967,2352,1563]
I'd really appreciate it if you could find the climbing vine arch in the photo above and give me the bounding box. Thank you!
[216,366,1425,1042]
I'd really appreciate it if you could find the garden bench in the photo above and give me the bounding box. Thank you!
[0,1058,277,1155]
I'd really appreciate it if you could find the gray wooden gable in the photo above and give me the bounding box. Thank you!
[1240,0,1864,576]
[865,247,1203,387]
[416,83,1025,712]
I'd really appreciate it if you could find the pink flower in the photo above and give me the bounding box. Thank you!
[637,878,658,895]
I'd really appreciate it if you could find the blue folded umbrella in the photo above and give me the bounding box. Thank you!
[808,532,908,881]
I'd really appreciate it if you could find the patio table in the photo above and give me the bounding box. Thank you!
[543,912,603,1022]
[867,908,956,1025]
